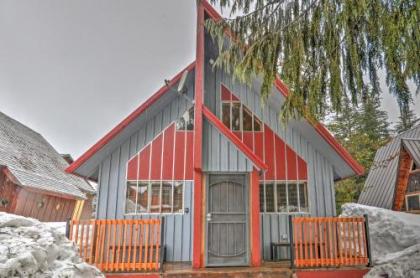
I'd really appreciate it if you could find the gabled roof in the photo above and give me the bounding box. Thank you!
[358,125,420,209]
[0,112,94,199]
[67,1,363,179]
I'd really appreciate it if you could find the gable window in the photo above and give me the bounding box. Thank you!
[220,85,263,132]
[176,107,194,131]
[260,182,308,213]
[405,171,420,212]
[125,181,184,214]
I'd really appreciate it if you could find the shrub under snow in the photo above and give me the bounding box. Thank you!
[341,203,420,278]
[0,212,103,278]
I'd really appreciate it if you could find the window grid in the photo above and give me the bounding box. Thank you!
[125,181,184,215]
[259,182,309,213]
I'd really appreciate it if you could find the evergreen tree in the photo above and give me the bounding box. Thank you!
[206,0,419,122]
[394,106,420,133]
[327,94,390,212]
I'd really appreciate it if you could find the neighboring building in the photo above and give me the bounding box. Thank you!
[67,1,363,268]
[359,125,420,213]
[0,112,95,221]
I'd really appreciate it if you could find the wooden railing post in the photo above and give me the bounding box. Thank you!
[160,217,165,272]
[288,215,295,268]
[364,214,372,267]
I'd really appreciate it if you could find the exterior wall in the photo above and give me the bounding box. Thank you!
[1,170,75,221]
[204,31,336,260]
[203,120,253,172]
[96,94,194,262]
[0,170,19,213]
[14,188,75,222]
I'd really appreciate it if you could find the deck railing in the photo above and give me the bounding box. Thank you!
[290,216,371,268]
[67,219,164,272]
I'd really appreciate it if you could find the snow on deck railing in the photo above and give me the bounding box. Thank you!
[67,219,164,273]
[290,216,371,268]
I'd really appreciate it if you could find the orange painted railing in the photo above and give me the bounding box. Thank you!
[68,219,163,272]
[291,216,370,268]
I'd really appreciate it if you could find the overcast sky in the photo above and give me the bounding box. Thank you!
[0,0,418,159]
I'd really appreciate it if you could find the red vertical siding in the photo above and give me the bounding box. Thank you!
[150,133,163,180]
[254,132,264,160]
[139,145,150,180]
[174,131,186,180]
[162,124,175,180]
[286,146,298,180]
[298,156,308,180]
[263,126,275,180]
[243,132,253,150]
[185,132,194,180]
[275,136,286,180]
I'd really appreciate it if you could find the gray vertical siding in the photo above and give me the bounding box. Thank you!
[203,120,253,172]
[204,33,337,260]
[96,91,195,262]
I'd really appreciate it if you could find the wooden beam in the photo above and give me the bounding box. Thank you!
[393,149,412,211]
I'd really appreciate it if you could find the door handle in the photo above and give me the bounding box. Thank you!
[206,213,212,221]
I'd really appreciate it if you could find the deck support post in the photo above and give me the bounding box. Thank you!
[250,169,262,266]
[288,215,295,268]
[364,214,372,267]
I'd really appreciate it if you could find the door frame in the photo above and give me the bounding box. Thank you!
[204,172,250,267]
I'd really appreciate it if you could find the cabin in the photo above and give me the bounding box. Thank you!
[359,125,420,213]
[0,111,95,221]
[66,1,370,276]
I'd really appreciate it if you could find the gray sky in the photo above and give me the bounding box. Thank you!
[0,0,418,159]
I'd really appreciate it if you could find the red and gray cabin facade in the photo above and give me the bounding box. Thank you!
[67,1,363,268]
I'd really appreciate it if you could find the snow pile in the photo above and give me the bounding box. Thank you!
[341,203,420,278]
[0,212,103,278]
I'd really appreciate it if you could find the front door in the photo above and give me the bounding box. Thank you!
[206,174,248,266]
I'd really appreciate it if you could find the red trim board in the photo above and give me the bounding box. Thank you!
[192,1,205,269]
[202,106,268,171]
[66,62,195,174]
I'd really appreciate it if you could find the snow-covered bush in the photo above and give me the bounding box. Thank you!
[0,212,103,278]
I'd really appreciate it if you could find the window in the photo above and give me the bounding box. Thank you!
[220,86,263,133]
[405,172,420,212]
[406,195,420,211]
[176,107,194,131]
[125,181,184,214]
[242,106,253,131]
[260,182,309,213]
[407,172,420,193]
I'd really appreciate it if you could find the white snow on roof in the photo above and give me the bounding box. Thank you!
[0,112,94,199]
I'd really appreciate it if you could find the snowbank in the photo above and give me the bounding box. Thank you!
[0,212,103,278]
[341,203,420,278]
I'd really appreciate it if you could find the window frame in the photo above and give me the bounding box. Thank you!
[259,181,309,214]
[220,84,264,133]
[404,162,420,213]
[124,180,185,215]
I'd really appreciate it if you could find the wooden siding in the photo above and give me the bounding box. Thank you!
[203,120,253,172]
[15,188,75,222]
[96,94,194,262]
[0,170,19,213]
[127,123,194,181]
[204,31,337,260]
[1,170,75,221]
[393,149,412,210]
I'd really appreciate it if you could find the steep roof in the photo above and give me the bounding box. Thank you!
[0,112,94,199]
[358,125,420,209]
[67,1,363,180]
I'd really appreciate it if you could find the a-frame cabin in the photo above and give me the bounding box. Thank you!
[67,0,363,270]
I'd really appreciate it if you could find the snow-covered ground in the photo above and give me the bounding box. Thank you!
[0,212,103,278]
[341,203,420,278]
